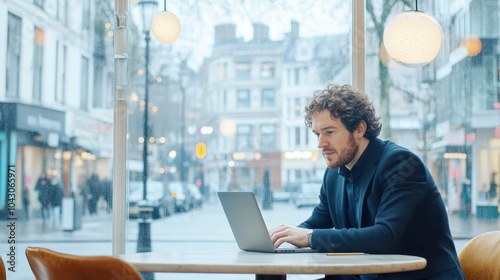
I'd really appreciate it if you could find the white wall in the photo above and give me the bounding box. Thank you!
[0,0,93,111]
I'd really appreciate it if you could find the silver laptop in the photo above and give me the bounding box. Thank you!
[218,191,319,253]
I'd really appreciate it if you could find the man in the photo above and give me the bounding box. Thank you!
[269,84,464,279]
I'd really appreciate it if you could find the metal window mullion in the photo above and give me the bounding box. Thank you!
[112,0,129,256]
[352,0,365,92]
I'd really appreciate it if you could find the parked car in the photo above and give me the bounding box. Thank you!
[128,180,175,219]
[168,181,190,212]
[186,183,203,209]
[292,182,321,208]
[272,191,292,203]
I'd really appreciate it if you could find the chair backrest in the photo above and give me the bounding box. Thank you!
[25,246,143,280]
[458,231,500,280]
[0,255,6,280]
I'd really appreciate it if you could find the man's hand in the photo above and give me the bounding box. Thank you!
[269,224,311,248]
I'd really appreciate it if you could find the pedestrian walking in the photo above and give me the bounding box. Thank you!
[102,177,112,213]
[22,185,30,220]
[35,172,51,221]
[79,179,90,216]
[50,176,64,224]
[488,172,498,200]
[86,173,100,215]
[460,178,472,218]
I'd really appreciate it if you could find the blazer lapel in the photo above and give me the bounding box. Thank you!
[340,176,350,227]
[355,138,384,227]
[330,171,350,229]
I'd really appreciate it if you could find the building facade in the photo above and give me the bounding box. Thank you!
[0,0,114,219]
[430,0,500,217]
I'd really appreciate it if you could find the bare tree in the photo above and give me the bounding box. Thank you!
[366,0,412,139]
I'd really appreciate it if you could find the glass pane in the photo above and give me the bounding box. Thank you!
[4,0,500,279]
[369,0,500,252]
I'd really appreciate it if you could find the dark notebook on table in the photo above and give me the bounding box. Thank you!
[218,191,319,253]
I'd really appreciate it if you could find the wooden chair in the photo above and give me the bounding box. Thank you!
[458,230,500,280]
[25,246,143,280]
[0,255,6,280]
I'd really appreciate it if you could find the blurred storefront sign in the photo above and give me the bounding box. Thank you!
[0,102,66,146]
[0,102,66,219]
[66,110,113,158]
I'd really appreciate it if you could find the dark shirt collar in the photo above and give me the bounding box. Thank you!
[338,139,373,181]
[338,165,351,179]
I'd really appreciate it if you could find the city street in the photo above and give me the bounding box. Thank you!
[8,197,317,280]
[4,196,500,280]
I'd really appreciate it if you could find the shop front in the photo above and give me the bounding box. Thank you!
[472,132,500,219]
[471,111,500,219]
[431,144,471,214]
[66,110,113,192]
[0,102,66,220]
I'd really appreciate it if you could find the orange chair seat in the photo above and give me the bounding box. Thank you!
[25,247,142,280]
[458,231,500,280]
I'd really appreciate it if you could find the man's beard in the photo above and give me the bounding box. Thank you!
[326,133,358,169]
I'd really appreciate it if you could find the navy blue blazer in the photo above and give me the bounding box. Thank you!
[299,138,464,279]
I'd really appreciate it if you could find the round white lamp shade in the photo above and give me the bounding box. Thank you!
[383,11,443,67]
[151,11,181,44]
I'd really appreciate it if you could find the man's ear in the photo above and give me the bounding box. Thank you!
[355,120,367,138]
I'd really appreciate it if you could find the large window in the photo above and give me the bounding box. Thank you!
[217,62,227,80]
[54,41,60,102]
[261,89,275,107]
[294,126,301,146]
[305,126,309,146]
[82,1,91,32]
[236,125,252,150]
[236,89,250,108]
[80,56,89,110]
[58,0,68,25]
[61,45,67,105]
[476,140,500,213]
[260,61,275,78]
[235,61,251,79]
[6,13,21,98]
[260,124,275,149]
[32,27,44,103]
[294,97,301,117]
[5,1,500,279]
[93,64,104,108]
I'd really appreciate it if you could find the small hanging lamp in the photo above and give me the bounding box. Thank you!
[383,0,442,67]
[151,0,181,44]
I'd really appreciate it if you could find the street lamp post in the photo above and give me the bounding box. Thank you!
[141,1,156,203]
[180,80,186,182]
[137,1,157,280]
[179,64,188,183]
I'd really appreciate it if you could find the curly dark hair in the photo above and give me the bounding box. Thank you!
[304,84,382,140]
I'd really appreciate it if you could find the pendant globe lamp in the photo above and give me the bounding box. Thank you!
[383,0,442,67]
[151,0,181,43]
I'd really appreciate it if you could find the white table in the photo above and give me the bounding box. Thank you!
[121,250,427,280]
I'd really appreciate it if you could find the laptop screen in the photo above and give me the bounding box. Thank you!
[217,191,318,253]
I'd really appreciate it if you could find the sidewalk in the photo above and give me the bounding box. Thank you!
[14,210,114,243]
[447,212,500,239]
